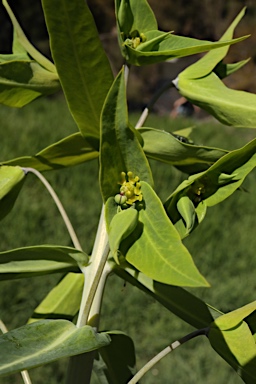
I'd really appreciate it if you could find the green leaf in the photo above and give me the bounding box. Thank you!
[209,302,256,384]
[3,0,56,73]
[121,182,208,287]
[98,331,137,384]
[124,32,247,66]
[165,138,256,236]
[0,165,25,221]
[177,196,196,236]
[214,58,250,79]
[180,8,247,79]
[1,133,99,171]
[41,0,113,139]
[112,262,214,329]
[28,273,84,323]
[100,68,153,202]
[0,320,111,376]
[139,127,228,165]
[0,61,60,108]
[0,245,88,280]
[108,208,139,264]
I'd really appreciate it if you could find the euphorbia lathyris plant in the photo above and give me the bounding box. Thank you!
[0,0,256,383]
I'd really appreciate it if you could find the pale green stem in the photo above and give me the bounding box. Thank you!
[128,328,209,384]
[0,319,32,384]
[22,168,82,251]
[135,79,174,128]
[124,63,130,86]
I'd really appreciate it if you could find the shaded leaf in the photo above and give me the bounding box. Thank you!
[214,58,250,79]
[98,331,137,384]
[121,182,208,287]
[0,165,25,221]
[139,127,228,165]
[0,245,88,280]
[108,208,138,264]
[0,61,60,108]
[1,133,99,171]
[100,68,153,202]
[0,320,110,376]
[28,273,84,323]
[41,0,113,138]
[112,262,215,329]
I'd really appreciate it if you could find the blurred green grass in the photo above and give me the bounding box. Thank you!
[0,97,256,383]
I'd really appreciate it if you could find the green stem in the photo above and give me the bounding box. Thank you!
[128,328,209,384]
[135,79,174,128]
[22,168,82,251]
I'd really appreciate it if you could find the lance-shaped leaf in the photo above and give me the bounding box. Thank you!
[100,68,153,202]
[165,138,256,237]
[139,127,228,166]
[1,133,99,171]
[0,245,88,280]
[29,273,84,323]
[0,165,25,221]
[208,302,256,384]
[115,1,248,66]
[0,320,111,377]
[41,0,113,139]
[96,331,137,384]
[174,8,256,128]
[120,182,208,287]
[112,262,215,329]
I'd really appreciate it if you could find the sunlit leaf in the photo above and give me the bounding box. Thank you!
[0,245,88,280]
[121,182,208,287]
[28,273,84,323]
[0,320,110,376]
[1,133,99,171]
[209,302,256,384]
[41,0,113,138]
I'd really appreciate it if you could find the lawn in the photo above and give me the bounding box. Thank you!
[0,96,255,383]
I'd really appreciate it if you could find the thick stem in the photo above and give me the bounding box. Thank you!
[128,328,209,384]
[22,168,82,251]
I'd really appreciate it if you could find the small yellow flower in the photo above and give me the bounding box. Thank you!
[115,171,143,205]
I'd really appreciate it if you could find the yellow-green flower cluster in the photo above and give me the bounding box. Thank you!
[115,171,143,206]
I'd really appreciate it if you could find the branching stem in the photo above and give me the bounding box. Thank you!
[22,168,82,251]
[128,327,209,384]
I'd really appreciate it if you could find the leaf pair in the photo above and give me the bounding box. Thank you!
[115,0,248,66]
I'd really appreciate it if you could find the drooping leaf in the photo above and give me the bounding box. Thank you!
[1,133,99,171]
[100,68,153,202]
[41,0,113,139]
[28,273,84,323]
[112,262,215,329]
[0,245,88,280]
[120,182,208,287]
[108,208,138,264]
[0,61,60,108]
[3,0,56,72]
[208,302,256,384]
[139,127,228,166]
[97,331,137,384]
[0,165,25,221]
[0,320,111,376]
[174,8,256,128]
